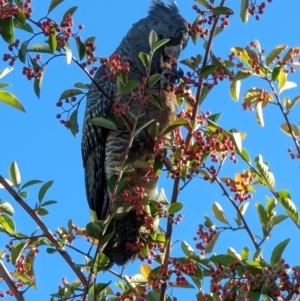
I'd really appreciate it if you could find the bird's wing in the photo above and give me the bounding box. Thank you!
[81,67,113,220]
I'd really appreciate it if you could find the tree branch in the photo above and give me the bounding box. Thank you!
[0,260,25,301]
[0,175,87,286]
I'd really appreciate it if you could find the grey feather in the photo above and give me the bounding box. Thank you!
[81,0,188,268]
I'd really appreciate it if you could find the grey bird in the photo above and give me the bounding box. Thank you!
[81,0,189,268]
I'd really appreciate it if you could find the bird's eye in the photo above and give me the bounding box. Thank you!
[158,34,164,40]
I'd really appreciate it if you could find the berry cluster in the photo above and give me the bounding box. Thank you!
[115,287,147,301]
[0,0,32,20]
[194,224,217,255]
[248,1,272,21]
[100,53,130,82]
[190,4,232,38]
[2,39,20,66]
[223,171,255,202]
[207,258,300,301]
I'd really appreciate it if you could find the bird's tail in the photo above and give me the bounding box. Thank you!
[103,211,141,268]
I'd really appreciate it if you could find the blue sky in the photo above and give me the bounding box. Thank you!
[1,0,300,300]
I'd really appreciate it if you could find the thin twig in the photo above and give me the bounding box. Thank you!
[215,176,260,250]
[0,176,87,286]
[0,260,25,301]
[159,2,226,301]
[267,78,300,156]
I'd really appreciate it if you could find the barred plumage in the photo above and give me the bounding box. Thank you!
[81,0,188,268]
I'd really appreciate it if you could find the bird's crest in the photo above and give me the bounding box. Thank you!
[149,0,179,15]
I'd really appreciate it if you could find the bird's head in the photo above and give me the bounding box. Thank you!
[148,0,189,78]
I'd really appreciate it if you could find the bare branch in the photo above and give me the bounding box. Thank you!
[0,260,26,301]
[0,175,87,286]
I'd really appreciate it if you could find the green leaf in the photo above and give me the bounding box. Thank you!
[0,91,25,112]
[69,108,79,137]
[255,155,275,190]
[148,94,163,110]
[135,119,155,137]
[240,0,249,23]
[228,247,241,261]
[20,191,28,198]
[212,202,229,224]
[241,247,250,261]
[153,154,163,176]
[0,215,15,234]
[266,45,288,66]
[241,148,251,163]
[20,180,43,190]
[250,282,261,301]
[37,207,49,216]
[168,202,183,214]
[148,29,157,48]
[290,95,300,110]
[48,0,65,14]
[48,29,57,53]
[0,67,13,79]
[212,6,233,15]
[271,65,282,81]
[204,215,215,228]
[207,112,222,123]
[100,231,115,249]
[164,119,188,136]
[89,117,118,131]
[152,38,170,53]
[209,254,237,266]
[28,44,53,53]
[0,17,14,44]
[46,247,57,254]
[199,65,217,77]
[59,88,84,100]
[231,47,251,67]
[107,175,127,194]
[230,70,251,101]
[15,10,26,24]
[255,203,268,231]
[74,82,91,90]
[205,231,220,254]
[181,241,197,258]
[277,190,299,226]
[65,41,72,64]
[33,74,43,99]
[119,79,140,95]
[270,239,290,267]
[41,200,57,207]
[86,222,101,240]
[0,83,11,88]
[38,180,53,203]
[277,69,287,92]
[147,73,161,89]
[230,130,242,154]
[13,19,34,33]
[0,201,14,216]
[9,161,21,187]
[272,215,288,227]
[138,52,150,69]
[75,38,86,61]
[18,40,28,63]
[63,6,78,20]
[11,242,28,264]
[195,0,210,8]
[280,123,300,138]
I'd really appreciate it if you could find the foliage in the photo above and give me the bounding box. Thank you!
[1,0,300,301]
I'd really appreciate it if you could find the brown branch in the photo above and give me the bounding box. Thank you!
[214,176,260,251]
[0,176,87,286]
[159,177,180,301]
[0,260,25,301]
[185,0,226,146]
[266,78,300,156]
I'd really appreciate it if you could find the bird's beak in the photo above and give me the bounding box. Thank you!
[163,44,182,61]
